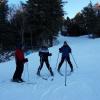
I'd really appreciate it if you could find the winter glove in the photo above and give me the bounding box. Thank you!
[49,53,52,56]
[24,58,28,62]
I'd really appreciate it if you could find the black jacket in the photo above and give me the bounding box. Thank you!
[39,47,52,60]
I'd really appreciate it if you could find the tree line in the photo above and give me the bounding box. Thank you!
[63,2,100,37]
[0,0,64,50]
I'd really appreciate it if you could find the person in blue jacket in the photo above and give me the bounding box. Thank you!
[58,41,73,72]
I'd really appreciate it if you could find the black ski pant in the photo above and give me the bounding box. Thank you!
[13,63,24,80]
[58,56,73,72]
[37,58,53,76]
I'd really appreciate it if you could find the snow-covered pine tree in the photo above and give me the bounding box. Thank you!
[25,0,64,47]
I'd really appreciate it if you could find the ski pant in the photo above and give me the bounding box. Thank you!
[13,63,24,80]
[58,56,73,72]
[37,58,54,76]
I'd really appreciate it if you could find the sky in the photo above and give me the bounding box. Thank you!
[8,0,100,18]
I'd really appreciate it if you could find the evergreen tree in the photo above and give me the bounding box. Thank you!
[10,8,26,45]
[25,0,64,47]
[93,4,100,37]
[94,13,100,37]
[82,2,96,36]
[0,0,8,49]
[9,4,29,49]
[73,12,86,35]
[62,17,71,36]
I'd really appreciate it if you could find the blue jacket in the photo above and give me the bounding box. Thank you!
[59,45,71,58]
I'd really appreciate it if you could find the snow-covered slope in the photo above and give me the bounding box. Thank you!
[0,35,100,100]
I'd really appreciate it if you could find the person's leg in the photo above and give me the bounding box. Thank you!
[37,58,44,76]
[67,56,73,72]
[13,65,20,81]
[57,57,65,72]
[45,59,54,76]
[18,64,24,81]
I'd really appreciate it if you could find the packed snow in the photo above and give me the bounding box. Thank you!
[0,35,100,100]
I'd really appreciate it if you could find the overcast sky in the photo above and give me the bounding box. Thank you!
[8,0,100,18]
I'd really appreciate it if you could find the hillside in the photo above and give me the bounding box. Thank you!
[0,35,100,100]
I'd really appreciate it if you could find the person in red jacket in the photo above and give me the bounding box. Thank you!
[12,44,28,82]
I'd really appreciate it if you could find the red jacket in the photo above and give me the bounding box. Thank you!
[15,49,25,65]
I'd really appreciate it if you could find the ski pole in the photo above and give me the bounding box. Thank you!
[71,53,78,68]
[65,61,67,86]
[55,52,60,69]
[26,62,29,81]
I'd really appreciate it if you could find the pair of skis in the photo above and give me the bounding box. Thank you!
[58,71,72,76]
[11,79,36,85]
[38,71,72,81]
[58,70,73,86]
[0,80,36,86]
[37,74,54,81]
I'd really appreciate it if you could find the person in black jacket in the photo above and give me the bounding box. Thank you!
[58,41,73,72]
[37,45,54,76]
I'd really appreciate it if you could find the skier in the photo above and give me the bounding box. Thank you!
[12,44,28,82]
[58,41,73,73]
[37,45,54,76]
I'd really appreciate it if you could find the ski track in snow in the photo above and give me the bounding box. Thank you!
[0,35,100,100]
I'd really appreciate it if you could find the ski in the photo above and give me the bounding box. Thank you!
[40,76,48,80]
[37,74,54,81]
[37,74,47,80]
[58,71,64,76]
[11,80,36,85]
[44,76,54,81]
[0,80,36,86]
[58,71,72,76]
[21,82,36,85]
[48,76,54,81]
[40,75,49,80]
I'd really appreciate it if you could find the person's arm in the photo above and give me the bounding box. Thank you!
[39,48,43,56]
[39,51,42,56]
[48,53,52,56]
[68,45,72,53]
[23,58,28,63]
[59,46,63,53]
